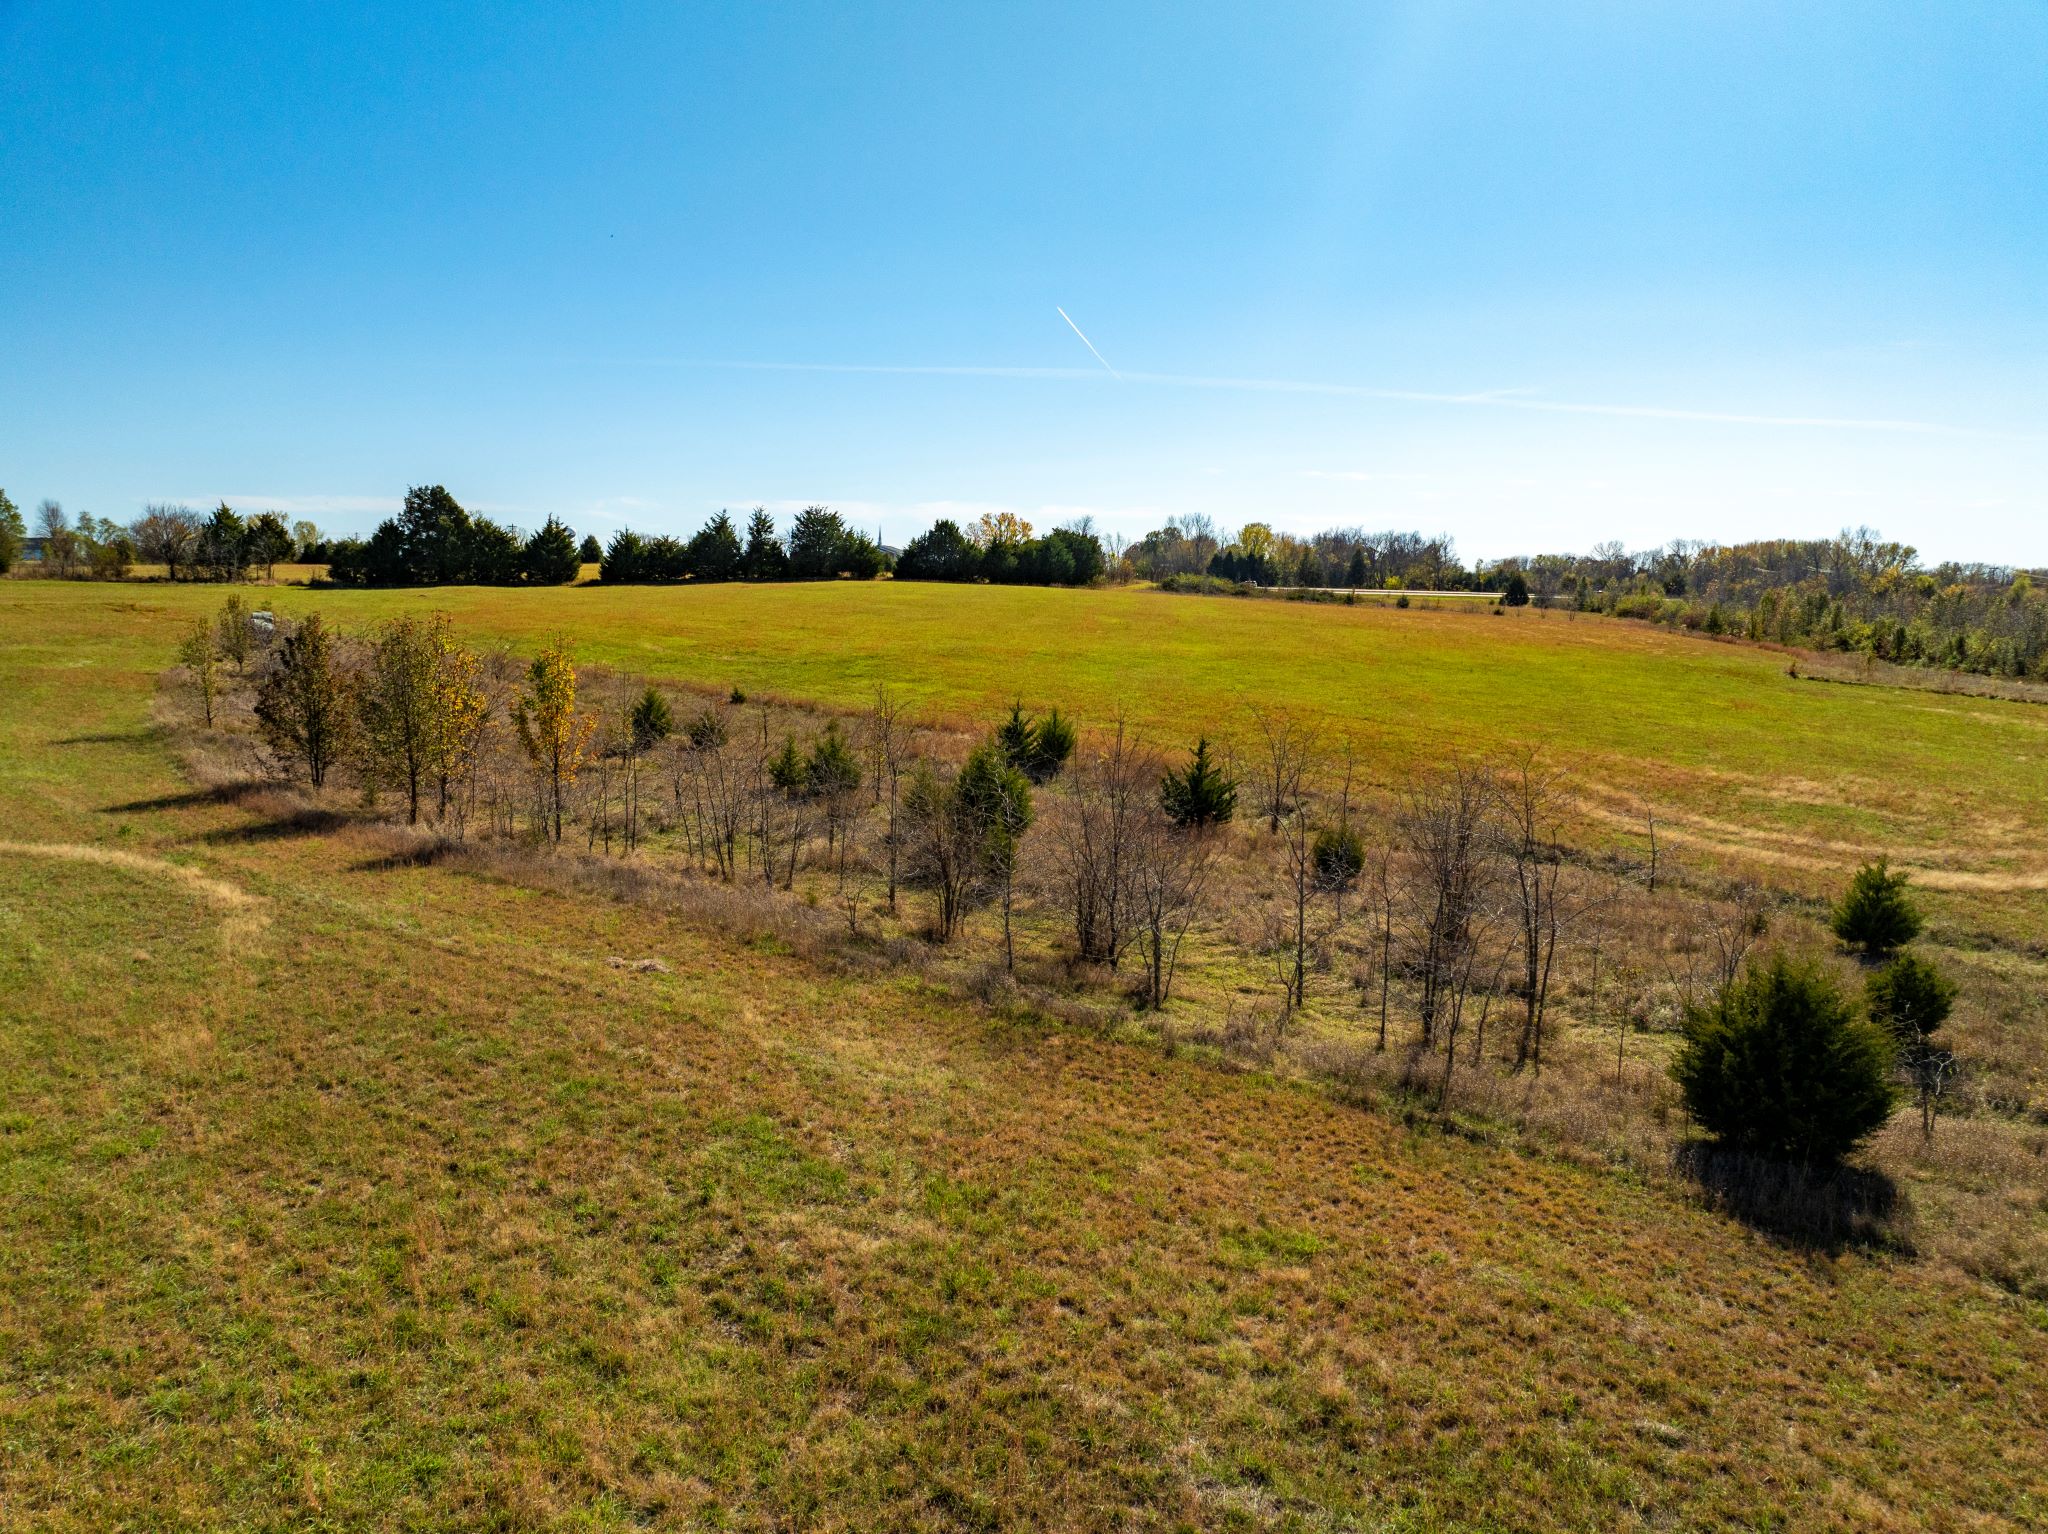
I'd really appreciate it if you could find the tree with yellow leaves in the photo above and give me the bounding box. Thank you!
[514,640,597,843]
[430,636,490,827]
[972,510,1033,550]
[358,613,491,826]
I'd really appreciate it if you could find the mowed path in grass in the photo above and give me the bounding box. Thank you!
[9,579,2048,925]
[5,577,2048,1529]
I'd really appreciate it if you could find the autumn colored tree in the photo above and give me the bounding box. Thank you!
[972,510,1034,550]
[360,614,463,824]
[514,641,598,842]
[255,613,354,788]
[215,593,254,671]
[429,633,491,824]
[178,618,221,727]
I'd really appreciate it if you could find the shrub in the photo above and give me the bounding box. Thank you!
[1311,826,1365,891]
[1865,952,1956,1050]
[768,736,810,795]
[628,687,674,753]
[1160,738,1237,828]
[1026,707,1077,782]
[1672,954,1897,1165]
[995,702,1077,784]
[805,720,861,800]
[1502,571,1529,607]
[685,706,728,751]
[1831,859,1923,955]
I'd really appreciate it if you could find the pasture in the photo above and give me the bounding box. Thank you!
[10,577,2048,928]
[3,577,2047,1530]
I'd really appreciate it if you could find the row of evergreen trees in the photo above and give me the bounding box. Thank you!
[326,486,583,587]
[893,520,1107,586]
[598,506,885,583]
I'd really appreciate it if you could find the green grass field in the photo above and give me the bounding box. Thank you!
[4,578,2047,1529]
[10,577,2048,922]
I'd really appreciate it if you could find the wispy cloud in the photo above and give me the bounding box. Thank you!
[670,359,2013,438]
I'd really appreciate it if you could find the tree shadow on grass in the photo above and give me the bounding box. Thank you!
[1674,1141,1911,1256]
[200,806,351,844]
[53,731,154,746]
[102,781,284,814]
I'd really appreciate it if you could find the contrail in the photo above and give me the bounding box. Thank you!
[1056,307,1119,379]
[625,359,2029,439]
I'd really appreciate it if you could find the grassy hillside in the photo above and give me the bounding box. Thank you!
[4,580,2047,1529]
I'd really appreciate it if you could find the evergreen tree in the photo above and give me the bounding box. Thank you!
[1160,738,1237,828]
[1865,952,1957,1051]
[787,505,850,579]
[1344,548,1368,588]
[628,687,675,754]
[1831,859,1924,956]
[1673,954,1897,1164]
[199,502,250,582]
[995,703,1077,784]
[1025,707,1077,782]
[768,735,811,795]
[895,518,980,581]
[465,518,526,584]
[1503,571,1530,606]
[394,485,473,584]
[805,720,862,801]
[689,511,744,581]
[742,508,786,579]
[578,534,602,563]
[245,511,294,579]
[522,516,583,585]
[601,529,646,584]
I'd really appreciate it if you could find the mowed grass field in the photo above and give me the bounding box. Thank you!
[4,579,2048,1530]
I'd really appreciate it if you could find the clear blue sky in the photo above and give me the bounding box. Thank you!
[4,3,2044,564]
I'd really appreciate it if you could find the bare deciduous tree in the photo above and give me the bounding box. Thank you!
[1498,749,1569,1070]
[1398,761,1498,1051]
[1053,714,1150,967]
[1126,807,1214,1009]
[1250,706,1316,833]
[865,685,912,910]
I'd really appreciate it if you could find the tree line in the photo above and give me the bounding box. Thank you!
[181,597,1973,1183]
[1487,528,2048,680]
[1164,516,2048,683]
[893,513,1107,586]
[0,492,318,582]
[597,506,885,583]
[325,485,583,587]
